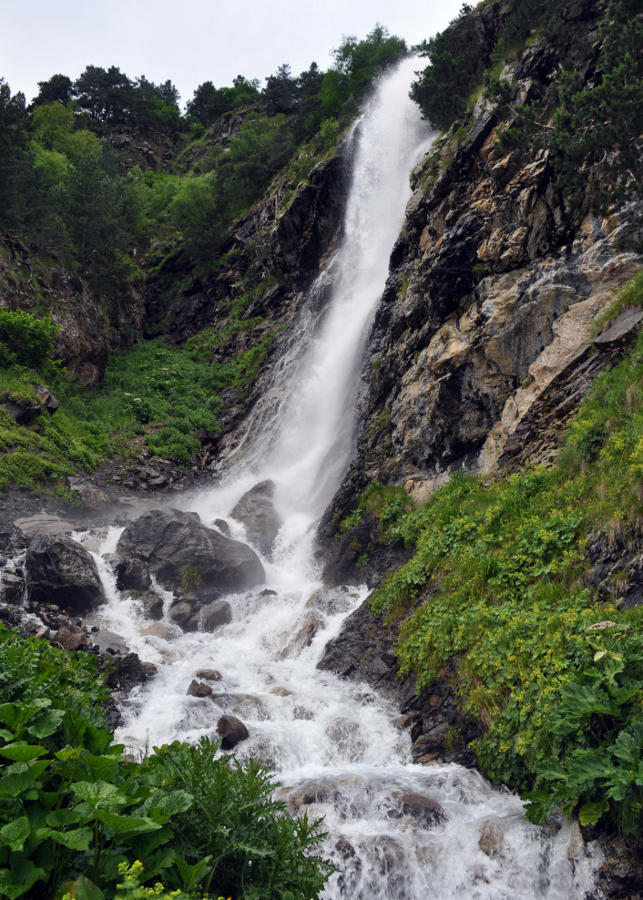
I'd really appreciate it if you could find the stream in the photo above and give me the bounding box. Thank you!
[80,59,602,898]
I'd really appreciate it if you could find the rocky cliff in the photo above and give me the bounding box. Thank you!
[322,0,641,529]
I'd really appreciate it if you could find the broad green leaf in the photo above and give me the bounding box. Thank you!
[0,700,50,732]
[0,771,37,797]
[175,854,212,890]
[0,743,47,762]
[95,809,161,835]
[0,857,46,898]
[0,817,30,851]
[70,780,128,808]
[0,729,14,741]
[55,746,81,762]
[143,788,193,821]
[63,874,105,900]
[35,825,92,850]
[46,807,90,828]
[26,708,65,739]
[579,798,610,825]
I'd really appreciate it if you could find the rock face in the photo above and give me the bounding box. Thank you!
[230,480,281,556]
[115,507,265,595]
[25,533,105,615]
[318,0,641,532]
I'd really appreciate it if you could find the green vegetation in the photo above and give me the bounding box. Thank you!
[0,25,407,294]
[0,304,279,491]
[0,625,331,899]
[412,0,641,210]
[363,314,643,835]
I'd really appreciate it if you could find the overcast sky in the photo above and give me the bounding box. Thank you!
[4,0,465,107]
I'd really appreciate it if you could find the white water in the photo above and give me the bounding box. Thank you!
[84,60,602,898]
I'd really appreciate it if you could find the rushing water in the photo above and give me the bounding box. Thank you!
[85,60,602,898]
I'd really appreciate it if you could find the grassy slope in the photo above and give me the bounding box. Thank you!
[360,278,642,834]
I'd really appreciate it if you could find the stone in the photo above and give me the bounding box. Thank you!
[115,557,151,592]
[200,600,233,631]
[194,668,222,681]
[25,533,105,615]
[478,822,504,857]
[67,478,109,509]
[0,572,24,604]
[2,398,41,425]
[115,507,264,595]
[54,625,89,651]
[399,792,444,826]
[103,652,151,691]
[217,714,249,749]
[34,385,59,413]
[230,480,281,556]
[169,597,232,633]
[138,590,164,620]
[15,515,75,537]
[187,679,213,698]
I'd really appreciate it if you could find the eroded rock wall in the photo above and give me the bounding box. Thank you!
[324,0,641,525]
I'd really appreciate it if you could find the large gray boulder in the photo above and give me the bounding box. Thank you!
[25,534,105,615]
[230,481,281,556]
[115,508,264,596]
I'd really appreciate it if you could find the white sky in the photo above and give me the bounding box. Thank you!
[4,0,465,107]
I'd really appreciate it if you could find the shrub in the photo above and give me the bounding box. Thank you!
[0,309,57,370]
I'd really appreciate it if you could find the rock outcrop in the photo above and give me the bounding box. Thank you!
[321,0,641,530]
[115,507,265,594]
[230,480,281,556]
[25,533,105,615]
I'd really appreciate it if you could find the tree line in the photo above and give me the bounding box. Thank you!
[0,26,408,295]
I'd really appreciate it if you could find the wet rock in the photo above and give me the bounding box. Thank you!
[115,557,152,592]
[200,600,233,631]
[478,822,504,857]
[279,610,321,658]
[25,533,105,615]
[139,622,177,640]
[102,652,152,691]
[398,792,444,826]
[169,597,232,632]
[195,668,222,681]
[53,625,89,651]
[116,507,265,595]
[217,714,249,749]
[214,518,231,537]
[138,590,164,620]
[230,480,281,556]
[0,572,24,604]
[187,679,213,698]
[305,586,353,615]
[0,524,27,554]
[317,592,399,690]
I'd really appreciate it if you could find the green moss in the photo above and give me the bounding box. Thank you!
[591,269,643,337]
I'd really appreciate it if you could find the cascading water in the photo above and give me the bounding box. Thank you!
[85,59,602,898]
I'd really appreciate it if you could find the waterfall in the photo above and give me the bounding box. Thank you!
[86,59,603,899]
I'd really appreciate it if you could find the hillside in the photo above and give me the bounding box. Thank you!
[0,1,641,897]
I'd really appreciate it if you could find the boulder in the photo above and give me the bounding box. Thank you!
[230,481,281,556]
[25,534,105,615]
[115,508,264,595]
[169,597,232,633]
[115,557,152,592]
[138,590,164,620]
[195,668,222,681]
[398,792,444,826]
[187,679,213,698]
[53,625,89,651]
[217,714,249,750]
[0,572,24,604]
[34,385,59,413]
